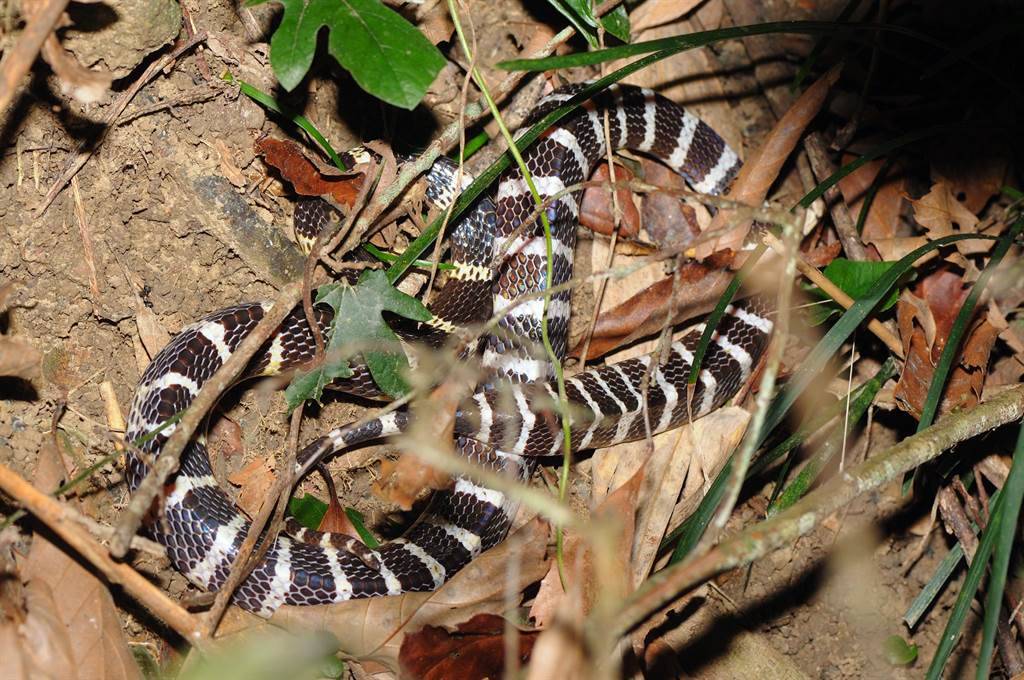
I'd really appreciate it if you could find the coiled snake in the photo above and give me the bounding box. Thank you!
[125,83,774,616]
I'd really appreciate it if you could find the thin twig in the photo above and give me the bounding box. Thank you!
[804,132,870,261]
[609,384,1024,639]
[0,463,202,643]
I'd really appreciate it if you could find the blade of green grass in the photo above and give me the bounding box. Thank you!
[904,541,965,629]
[976,419,1024,677]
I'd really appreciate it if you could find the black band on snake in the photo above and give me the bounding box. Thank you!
[125,84,774,616]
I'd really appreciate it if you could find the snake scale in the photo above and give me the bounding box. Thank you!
[126,83,774,616]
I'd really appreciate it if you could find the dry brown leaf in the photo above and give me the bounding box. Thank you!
[529,468,643,628]
[837,157,906,243]
[133,302,170,362]
[398,613,539,680]
[208,417,245,461]
[894,269,1000,418]
[0,337,41,380]
[215,140,248,188]
[228,456,277,517]
[932,139,1008,213]
[579,162,640,237]
[16,444,141,680]
[255,137,365,206]
[630,0,704,34]
[865,236,937,263]
[911,181,989,255]
[271,517,550,670]
[641,158,703,250]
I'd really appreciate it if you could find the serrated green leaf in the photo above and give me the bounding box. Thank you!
[317,270,431,398]
[883,635,918,666]
[285,359,354,412]
[288,493,329,529]
[600,6,631,43]
[268,0,445,109]
[805,259,902,326]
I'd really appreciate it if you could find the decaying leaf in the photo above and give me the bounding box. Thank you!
[837,157,906,245]
[579,162,640,237]
[911,181,989,255]
[0,337,40,380]
[398,613,539,680]
[13,444,142,680]
[271,517,550,671]
[255,136,365,206]
[228,456,277,517]
[894,269,1000,418]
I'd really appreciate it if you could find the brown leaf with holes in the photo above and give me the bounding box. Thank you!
[894,268,1000,419]
[10,443,142,680]
[271,517,550,671]
[579,162,640,237]
[399,613,539,680]
[911,181,989,255]
[932,137,1008,213]
[228,456,277,516]
[255,137,364,206]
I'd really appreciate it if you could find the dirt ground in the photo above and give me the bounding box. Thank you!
[0,0,1013,676]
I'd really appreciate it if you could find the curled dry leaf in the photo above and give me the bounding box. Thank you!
[255,137,365,206]
[579,162,640,237]
[270,517,550,671]
[398,613,539,680]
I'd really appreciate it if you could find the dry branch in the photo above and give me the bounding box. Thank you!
[611,384,1024,638]
[0,0,70,118]
[0,463,202,643]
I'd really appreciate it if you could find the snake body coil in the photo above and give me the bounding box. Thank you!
[126,84,774,615]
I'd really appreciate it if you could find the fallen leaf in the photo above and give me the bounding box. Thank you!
[215,140,248,188]
[398,613,539,680]
[228,456,277,517]
[641,158,703,250]
[0,337,40,380]
[911,181,989,255]
[530,468,643,628]
[271,517,550,671]
[837,157,906,244]
[255,136,365,206]
[894,269,1000,418]
[630,0,704,34]
[208,417,245,461]
[579,162,640,237]
[15,443,142,680]
[134,301,170,362]
[932,137,1008,213]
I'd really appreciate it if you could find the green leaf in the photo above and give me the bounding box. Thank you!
[284,358,354,412]
[267,0,445,109]
[805,259,902,326]
[288,493,329,529]
[317,270,431,398]
[883,635,919,666]
[600,5,631,42]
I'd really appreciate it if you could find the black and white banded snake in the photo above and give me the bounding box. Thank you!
[125,83,775,616]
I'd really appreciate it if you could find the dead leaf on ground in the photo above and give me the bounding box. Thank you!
[641,158,703,251]
[271,517,550,671]
[0,337,41,380]
[630,0,705,34]
[579,162,640,237]
[133,301,170,363]
[398,613,539,680]
[4,443,142,680]
[894,269,1000,418]
[837,157,906,245]
[228,456,277,517]
[255,137,365,206]
[911,181,990,256]
[530,468,644,628]
[931,137,1008,213]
